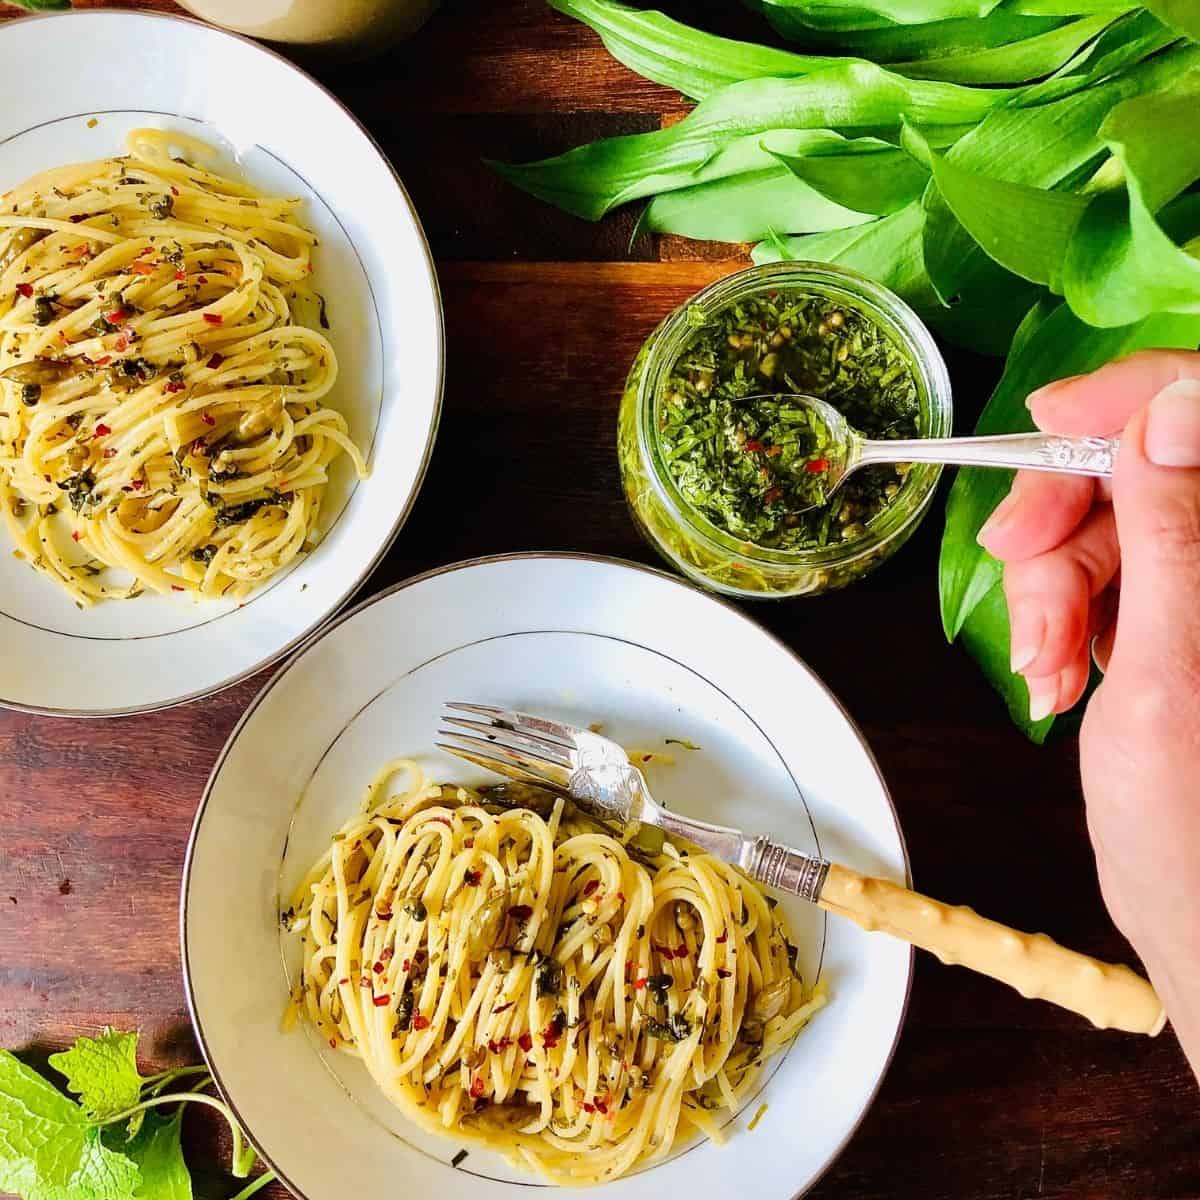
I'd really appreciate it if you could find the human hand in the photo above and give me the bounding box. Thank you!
[977,350,1200,1073]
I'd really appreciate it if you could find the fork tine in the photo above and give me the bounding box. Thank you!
[436,743,566,791]
[441,716,573,768]
[437,730,573,788]
[446,702,580,748]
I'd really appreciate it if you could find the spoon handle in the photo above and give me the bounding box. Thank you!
[857,431,1119,476]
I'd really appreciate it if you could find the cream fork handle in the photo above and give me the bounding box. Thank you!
[816,863,1164,1035]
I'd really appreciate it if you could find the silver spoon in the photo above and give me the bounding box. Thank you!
[752,393,1118,513]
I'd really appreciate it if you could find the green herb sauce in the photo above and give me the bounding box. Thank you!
[657,291,919,551]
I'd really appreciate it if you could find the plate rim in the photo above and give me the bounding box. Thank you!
[0,8,445,719]
[180,550,915,1200]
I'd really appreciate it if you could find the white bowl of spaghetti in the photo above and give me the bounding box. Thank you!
[0,11,441,714]
[183,554,912,1200]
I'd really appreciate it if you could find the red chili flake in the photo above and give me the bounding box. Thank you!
[380,948,394,963]
[94,423,111,437]
[130,478,145,490]
[373,994,390,1008]
[470,1076,485,1099]
[716,930,728,944]
[202,312,223,325]
[198,274,208,283]
[401,959,411,972]
[582,880,599,898]
[93,355,112,366]
[675,944,689,957]
[432,816,452,827]
[71,531,81,542]
[201,413,216,426]
[104,307,129,324]
[175,269,187,282]
[517,1032,533,1052]
[102,448,117,458]
[171,585,184,592]
[652,943,674,960]
[113,334,130,353]
[464,837,475,849]
[164,380,185,394]
[135,247,153,258]
[328,1038,337,1049]
[583,1102,595,1114]
[170,185,180,196]
[204,352,226,370]
[372,961,384,975]
[634,977,648,990]
[493,1002,513,1014]
[412,1014,430,1031]
[744,440,764,453]
[337,977,349,986]
[130,262,156,276]
[806,458,829,474]
[487,1037,511,1054]
[360,976,372,987]
[766,445,782,458]
[508,904,533,921]
[15,283,32,298]
[763,487,783,505]
[541,1029,560,1050]
[616,891,626,904]
[594,1097,609,1115]
[465,869,481,886]
[375,907,393,920]
[717,968,732,979]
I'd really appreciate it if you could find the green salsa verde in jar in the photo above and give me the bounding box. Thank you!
[618,263,952,598]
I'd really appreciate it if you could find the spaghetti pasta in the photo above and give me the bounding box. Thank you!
[283,760,826,1186]
[0,128,367,605]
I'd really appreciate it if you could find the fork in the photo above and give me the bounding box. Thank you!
[438,703,1164,1036]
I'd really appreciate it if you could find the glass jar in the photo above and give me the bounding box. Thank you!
[618,262,952,599]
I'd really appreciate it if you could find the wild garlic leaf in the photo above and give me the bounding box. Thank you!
[1063,73,1200,326]
[549,0,843,99]
[758,0,1006,34]
[119,1111,190,1200]
[768,137,930,215]
[1142,0,1200,40]
[639,166,873,241]
[490,64,1013,219]
[49,1030,144,1123]
[0,1050,140,1200]
[889,11,1115,83]
[903,122,1089,287]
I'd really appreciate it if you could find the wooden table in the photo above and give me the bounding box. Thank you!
[0,3,1196,1198]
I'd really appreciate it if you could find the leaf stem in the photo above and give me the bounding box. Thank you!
[229,1169,277,1200]
[100,1090,252,1177]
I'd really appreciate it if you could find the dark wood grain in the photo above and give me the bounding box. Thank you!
[0,4,1197,1200]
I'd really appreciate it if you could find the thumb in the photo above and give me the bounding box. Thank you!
[1110,378,1200,680]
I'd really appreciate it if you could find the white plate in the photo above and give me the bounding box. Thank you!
[182,554,912,1200]
[0,11,442,715]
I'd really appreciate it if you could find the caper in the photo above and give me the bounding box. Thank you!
[749,976,792,1023]
[467,886,509,960]
[20,383,40,406]
[32,297,57,326]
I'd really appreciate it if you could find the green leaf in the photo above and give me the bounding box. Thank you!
[761,0,1006,31]
[1063,74,1200,326]
[768,136,930,214]
[1142,0,1200,39]
[121,1112,190,1200]
[903,121,1089,287]
[771,7,1069,61]
[549,0,844,99]
[890,11,1118,82]
[920,43,1200,307]
[959,582,1054,742]
[9,0,73,10]
[49,1031,144,1124]
[939,301,1200,643]
[639,166,874,241]
[0,1050,139,1200]
[490,63,1014,220]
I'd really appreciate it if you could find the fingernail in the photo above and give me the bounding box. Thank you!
[1026,373,1081,410]
[1145,379,1200,467]
[977,493,1018,549]
[1027,677,1058,723]
[1008,601,1044,674]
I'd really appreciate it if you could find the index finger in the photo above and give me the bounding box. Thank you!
[1028,349,1200,435]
